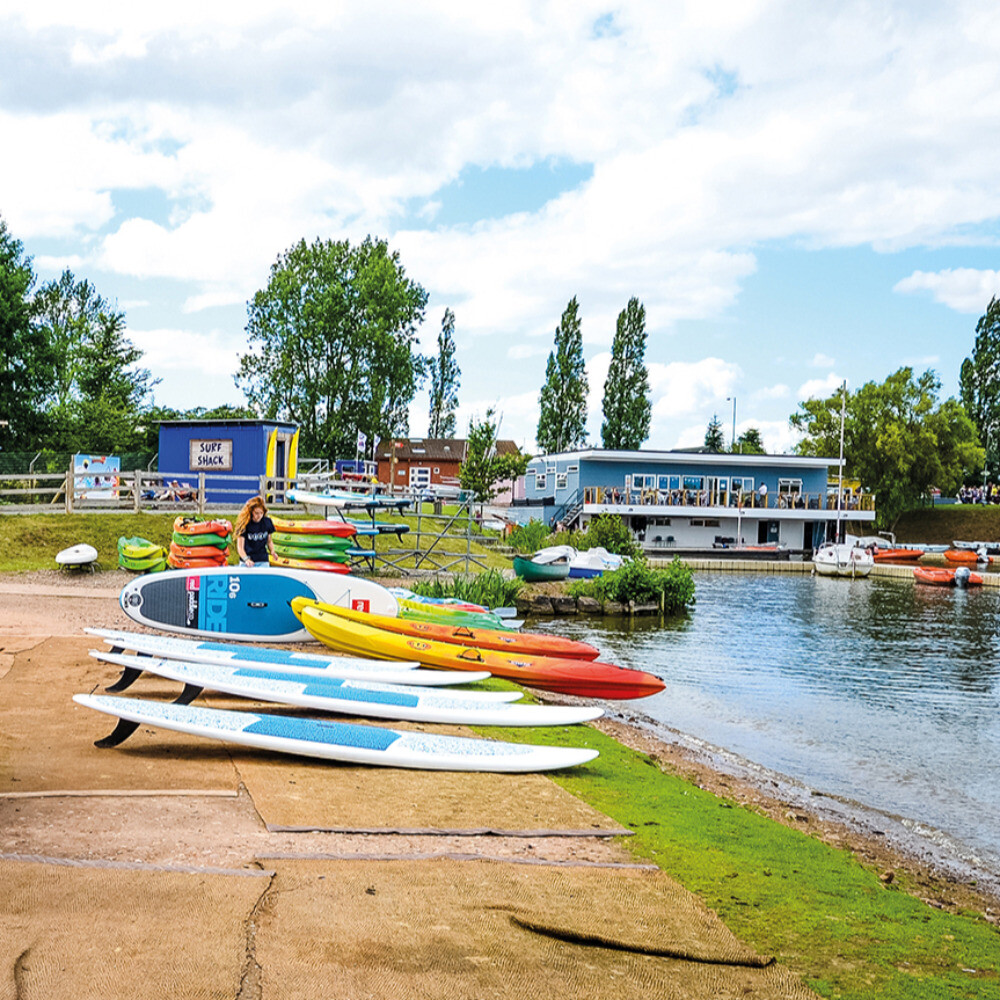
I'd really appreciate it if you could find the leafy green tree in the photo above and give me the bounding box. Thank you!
[459,407,530,503]
[33,269,157,451]
[428,307,460,438]
[734,427,766,454]
[791,367,982,528]
[959,296,1000,475]
[704,414,725,452]
[600,297,651,449]
[0,214,52,450]
[536,296,588,453]
[236,236,428,457]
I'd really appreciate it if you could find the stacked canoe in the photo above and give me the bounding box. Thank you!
[117,536,166,573]
[169,516,233,569]
[269,518,357,574]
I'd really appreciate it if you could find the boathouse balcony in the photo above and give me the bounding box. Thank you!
[581,486,875,513]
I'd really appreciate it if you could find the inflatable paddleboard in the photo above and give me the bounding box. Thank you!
[96,655,595,725]
[56,543,98,567]
[85,628,499,689]
[74,695,599,772]
[118,566,398,641]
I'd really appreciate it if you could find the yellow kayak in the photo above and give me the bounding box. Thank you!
[291,599,664,700]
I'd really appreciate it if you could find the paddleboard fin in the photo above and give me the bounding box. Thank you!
[95,718,141,748]
[106,665,143,692]
[173,683,204,706]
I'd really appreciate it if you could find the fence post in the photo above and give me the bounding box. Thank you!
[133,470,141,513]
[65,459,73,514]
[465,498,472,573]
[198,472,206,514]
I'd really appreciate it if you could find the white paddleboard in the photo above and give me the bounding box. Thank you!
[96,655,600,726]
[117,567,398,642]
[85,628,498,690]
[56,543,98,566]
[74,695,600,772]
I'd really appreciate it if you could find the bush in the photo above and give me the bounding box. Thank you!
[564,513,640,558]
[568,555,695,613]
[507,519,552,554]
[408,568,523,608]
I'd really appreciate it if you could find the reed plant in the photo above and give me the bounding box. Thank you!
[408,568,523,608]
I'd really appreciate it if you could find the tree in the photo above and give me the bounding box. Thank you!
[600,297,651,449]
[704,414,725,452]
[428,307,460,437]
[33,269,157,451]
[0,214,52,450]
[791,367,982,528]
[734,427,766,454]
[236,236,428,457]
[959,296,1000,475]
[536,297,588,453]
[459,407,530,504]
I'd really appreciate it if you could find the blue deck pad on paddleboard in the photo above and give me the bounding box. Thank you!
[85,628,501,690]
[98,656,603,726]
[117,567,398,642]
[93,651,522,705]
[74,695,600,772]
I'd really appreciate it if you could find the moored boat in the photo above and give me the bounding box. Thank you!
[872,547,924,563]
[812,542,874,578]
[943,548,991,565]
[914,566,983,587]
[512,552,571,582]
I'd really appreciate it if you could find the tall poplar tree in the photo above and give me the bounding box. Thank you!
[600,297,651,449]
[959,296,1000,473]
[428,307,460,438]
[536,296,589,453]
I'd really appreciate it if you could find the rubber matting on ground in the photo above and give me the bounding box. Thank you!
[0,857,268,1000]
[0,637,238,794]
[230,741,625,834]
[252,857,819,999]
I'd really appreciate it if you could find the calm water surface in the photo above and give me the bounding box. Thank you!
[543,573,1000,878]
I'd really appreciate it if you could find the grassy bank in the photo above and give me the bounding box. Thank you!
[891,505,1000,546]
[476,720,1000,999]
[0,511,508,573]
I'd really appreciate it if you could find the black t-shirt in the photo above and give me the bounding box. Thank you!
[241,515,275,562]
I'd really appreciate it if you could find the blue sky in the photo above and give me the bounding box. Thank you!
[3,2,999,456]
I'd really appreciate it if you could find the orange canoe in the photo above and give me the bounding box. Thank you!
[271,518,357,538]
[300,599,601,660]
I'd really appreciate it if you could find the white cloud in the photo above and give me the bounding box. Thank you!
[797,374,845,401]
[649,358,741,420]
[507,343,549,360]
[753,383,790,400]
[894,269,1000,313]
[811,353,835,368]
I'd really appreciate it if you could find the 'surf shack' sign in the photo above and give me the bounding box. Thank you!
[190,439,233,471]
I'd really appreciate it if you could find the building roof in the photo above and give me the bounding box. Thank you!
[528,447,838,468]
[375,438,521,461]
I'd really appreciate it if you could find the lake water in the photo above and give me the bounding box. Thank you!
[541,572,1000,884]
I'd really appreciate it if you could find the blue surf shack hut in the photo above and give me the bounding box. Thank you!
[157,419,299,505]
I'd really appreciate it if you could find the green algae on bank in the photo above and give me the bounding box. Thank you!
[473,721,1000,1000]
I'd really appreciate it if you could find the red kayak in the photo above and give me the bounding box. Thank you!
[304,600,601,660]
[914,567,983,587]
[271,518,357,538]
[173,516,233,537]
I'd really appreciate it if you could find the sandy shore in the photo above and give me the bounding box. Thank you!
[2,567,998,926]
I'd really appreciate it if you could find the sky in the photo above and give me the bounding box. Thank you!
[3,1,1000,457]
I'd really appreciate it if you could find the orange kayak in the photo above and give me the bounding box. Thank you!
[270,555,351,574]
[173,517,233,537]
[167,554,229,569]
[298,599,601,660]
[292,601,665,700]
[169,541,230,561]
[271,518,357,538]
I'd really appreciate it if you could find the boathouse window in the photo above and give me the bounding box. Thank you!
[567,465,579,473]
[556,472,568,489]
[535,474,546,490]
[778,478,803,495]
[732,476,754,493]
[631,473,656,490]
[691,518,721,527]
